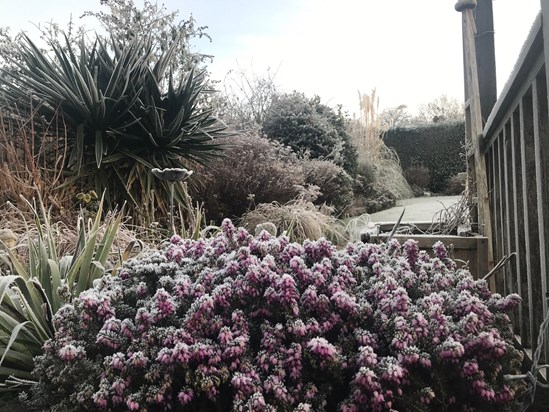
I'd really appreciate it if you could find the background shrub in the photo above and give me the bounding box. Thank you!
[350,186,396,214]
[404,165,431,189]
[347,157,401,215]
[384,121,465,193]
[191,134,304,222]
[445,173,467,195]
[262,92,358,175]
[302,160,354,213]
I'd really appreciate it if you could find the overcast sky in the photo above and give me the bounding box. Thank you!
[0,0,542,115]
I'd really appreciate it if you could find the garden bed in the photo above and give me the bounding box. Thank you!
[17,220,525,411]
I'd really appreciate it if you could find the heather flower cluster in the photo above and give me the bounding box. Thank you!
[26,221,525,411]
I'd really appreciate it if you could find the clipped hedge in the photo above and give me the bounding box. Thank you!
[384,121,466,193]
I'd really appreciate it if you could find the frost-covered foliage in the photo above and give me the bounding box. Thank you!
[302,159,354,212]
[191,134,304,222]
[262,92,358,176]
[25,220,524,411]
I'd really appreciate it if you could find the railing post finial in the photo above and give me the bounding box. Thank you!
[455,0,477,12]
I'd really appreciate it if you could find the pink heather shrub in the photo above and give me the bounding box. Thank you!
[25,220,525,411]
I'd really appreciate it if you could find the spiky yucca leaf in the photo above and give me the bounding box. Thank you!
[113,66,227,207]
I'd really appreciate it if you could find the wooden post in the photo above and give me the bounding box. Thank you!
[542,1,549,96]
[474,0,497,122]
[456,0,495,279]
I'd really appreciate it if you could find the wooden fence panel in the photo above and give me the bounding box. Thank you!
[497,131,508,293]
[521,84,544,354]
[511,107,529,344]
[463,2,549,362]
[503,121,514,297]
[533,71,549,358]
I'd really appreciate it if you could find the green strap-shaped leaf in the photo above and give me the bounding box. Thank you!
[1,248,29,281]
[91,211,123,272]
[0,321,32,367]
[11,278,53,341]
[47,259,61,313]
[75,123,85,173]
[0,366,33,381]
[37,239,52,305]
[95,130,104,168]
[0,276,19,305]
[75,192,106,295]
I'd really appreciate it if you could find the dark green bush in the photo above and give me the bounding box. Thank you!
[405,165,431,189]
[262,92,358,175]
[384,121,465,193]
[405,165,431,196]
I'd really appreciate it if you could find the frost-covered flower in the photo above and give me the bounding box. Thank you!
[57,343,85,362]
[438,337,465,361]
[306,337,339,365]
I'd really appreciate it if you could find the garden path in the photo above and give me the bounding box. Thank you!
[370,195,462,223]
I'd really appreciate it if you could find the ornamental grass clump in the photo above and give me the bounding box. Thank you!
[24,220,525,411]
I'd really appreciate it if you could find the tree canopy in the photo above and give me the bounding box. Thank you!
[416,95,464,123]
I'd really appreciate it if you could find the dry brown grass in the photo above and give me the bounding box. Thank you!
[350,90,413,201]
[428,194,471,236]
[240,197,348,245]
[0,108,76,220]
[356,89,384,161]
[0,108,213,257]
[0,105,157,257]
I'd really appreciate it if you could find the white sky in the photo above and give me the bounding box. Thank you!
[0,0,542,116]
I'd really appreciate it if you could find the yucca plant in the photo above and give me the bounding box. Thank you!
[0,275,54,382]
[0,31,226,220]
[109,64,226,211]
[0,33,149,164]
[0,193,126,390]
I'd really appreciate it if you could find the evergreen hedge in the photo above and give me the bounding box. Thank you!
[384,121,466,193]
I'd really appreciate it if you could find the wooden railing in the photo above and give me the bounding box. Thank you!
[481,5,549,361]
